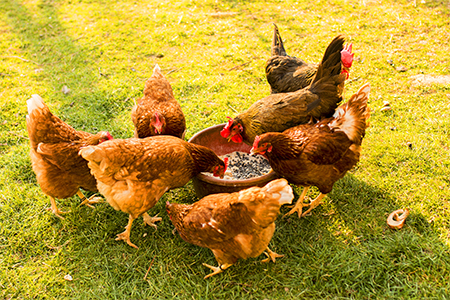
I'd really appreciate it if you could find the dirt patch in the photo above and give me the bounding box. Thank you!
[410,75,450,86]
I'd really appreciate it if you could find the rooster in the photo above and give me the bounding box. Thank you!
[166,179,293,279]
[26,94,113,219]
[221,35,348,145]
[80,136,228,249]
[266,24,353,94]
[131,64,186,139]
[251,83,370,217]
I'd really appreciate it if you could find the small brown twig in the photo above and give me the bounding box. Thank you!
[143,256,156,280]
[166,68,180,75]
[228,62,250,71]
[9,131,29,140]
[3,55,40,65]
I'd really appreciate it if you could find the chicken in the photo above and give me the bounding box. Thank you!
[131,64,186,139]
[220,35,347,146]
[251,83,370,217]
[79,136,228,249]
[26,94,113,219]
[266,24,354,94]
[166,178,293,279]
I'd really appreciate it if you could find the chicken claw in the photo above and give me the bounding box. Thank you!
[284,201,307,218]
[284,187,309,218]
[116,215,138,249]
[202,263,232,279]
[116,231,138,249]
[48,196,69,219]
[300,193,326,217]
[142,213,162,229]
[78,191,104,208]
[261,247,283,263]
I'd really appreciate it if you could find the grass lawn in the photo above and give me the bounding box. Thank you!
[1,0,450,298]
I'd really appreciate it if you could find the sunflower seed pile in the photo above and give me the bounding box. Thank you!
[203,151,272,180]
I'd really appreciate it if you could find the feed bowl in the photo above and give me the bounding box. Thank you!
[188,123,278,198]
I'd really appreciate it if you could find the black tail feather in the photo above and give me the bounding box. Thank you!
[271,24,287,57]
[307,35,347,117]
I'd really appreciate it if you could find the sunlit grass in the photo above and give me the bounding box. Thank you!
[1,0,450,298]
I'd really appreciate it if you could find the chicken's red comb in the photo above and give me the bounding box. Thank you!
[341,43,354,69]
[106,132,113,140]
[220,117,234,138]
[252,135,261,149]
[223,157,229,172]
[154,111,163,125]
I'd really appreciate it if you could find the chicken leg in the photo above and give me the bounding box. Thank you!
[47,196,69,219]
[261,247,284,263]
[301,193,326,217]
[142,213,162,229]
[116,215,138,249]
[77,190,104,208]
[202,263,233,279]
[284,186,310,218]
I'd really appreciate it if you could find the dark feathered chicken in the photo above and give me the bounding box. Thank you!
[166,179,293,278]
[266,24,354,94]
[221,35,347,145]
[251,83,370,217]
[26,94,113,219]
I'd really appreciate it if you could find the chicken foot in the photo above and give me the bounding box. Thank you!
[77,190,104,208]
[116,215,139,249]
[142,213,162,229]
[47,196,69,219]
[284,187,310,218]
[301,193,326,217]
[202,263,233,279]
[261,247,284,263]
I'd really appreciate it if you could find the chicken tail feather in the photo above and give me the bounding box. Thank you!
[307,35,347,118]
[26,94,46,115]
[153,63,161,74]
[79,146,102,164]
[261,178,294,206]
[271,23,287,57]
[330,83,371,144]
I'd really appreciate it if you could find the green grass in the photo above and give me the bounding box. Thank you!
[1,0,450,298]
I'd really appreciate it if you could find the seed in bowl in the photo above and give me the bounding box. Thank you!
[203,151,272,180]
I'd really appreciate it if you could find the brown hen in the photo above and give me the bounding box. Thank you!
[166,178,293,278]
[251,83,370,217]
[131,64,186,139]
[26,94,113,218]
[221,35,347,145]
[79,136,227,248]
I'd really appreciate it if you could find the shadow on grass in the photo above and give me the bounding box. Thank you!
[2,0,134,136]
[273,172,450,298]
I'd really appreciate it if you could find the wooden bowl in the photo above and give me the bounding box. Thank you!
[188,123,278,198]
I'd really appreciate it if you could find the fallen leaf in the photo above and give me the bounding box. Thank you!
[62,86,70,94]
[64,274,73,281]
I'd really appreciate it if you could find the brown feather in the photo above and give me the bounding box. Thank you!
[131,65,186,139]
[80,136,226,219]
[26,95,112,199]
[166,179,293,266]
[255,83,370,194]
